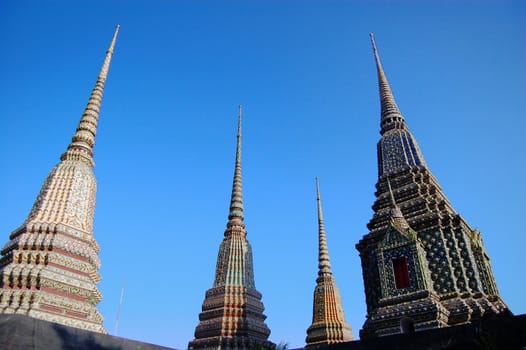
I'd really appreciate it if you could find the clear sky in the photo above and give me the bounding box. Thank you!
[0,1,524,349]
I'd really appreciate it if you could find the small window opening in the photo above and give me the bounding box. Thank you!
[400,317,415,334]
[392,256,410,289]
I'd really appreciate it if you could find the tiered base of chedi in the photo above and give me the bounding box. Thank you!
[356,34,510,339]
[0,25,120,333]
[0,161,104,333]
[189,284,272,350]
[359,171,509,337]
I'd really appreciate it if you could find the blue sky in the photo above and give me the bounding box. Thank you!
[0,1,525,349]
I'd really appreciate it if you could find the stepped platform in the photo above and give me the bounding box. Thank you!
[1,313,525,350]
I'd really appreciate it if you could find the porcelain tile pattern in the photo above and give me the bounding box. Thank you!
[356,34,509,339]
[305,178,354,348]
[0,25,120,333]
[188,106,273,350]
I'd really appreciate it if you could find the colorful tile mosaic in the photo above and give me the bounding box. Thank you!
[188,106,273,350]
[356,34,510,339]
[305,178,354,348]
[0,25,120,334]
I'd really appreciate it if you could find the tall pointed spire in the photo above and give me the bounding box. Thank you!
[369,33,406,135]
[371,33,427,176]
[386,177,396,207]
[189,106,273,350]
[386,178,403,218]
[227,104,245,231]
[62,24,120,166]
[385,177,412,233]
[0,26,120,333]
[316,177,332,277]
[306,178,353,348]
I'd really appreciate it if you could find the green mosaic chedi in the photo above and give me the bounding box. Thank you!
[189,106,273,350]
[356,34,510,338]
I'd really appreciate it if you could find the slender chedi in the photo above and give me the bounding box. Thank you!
[305,178,353,348]
[356,34,509,338]
[0,26,120,333]
[189,106,273,350]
